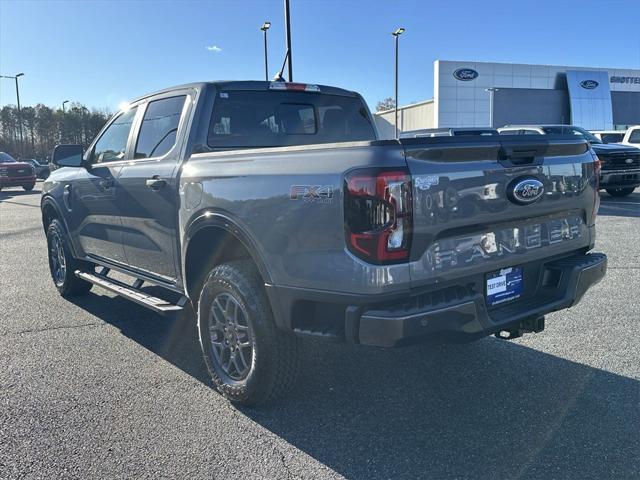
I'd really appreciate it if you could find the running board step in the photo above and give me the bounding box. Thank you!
[75,270,186,315]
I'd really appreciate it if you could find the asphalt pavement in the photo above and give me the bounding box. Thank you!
[1,184,639,480]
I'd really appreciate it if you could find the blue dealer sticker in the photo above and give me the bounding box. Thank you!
[486,266,523,306]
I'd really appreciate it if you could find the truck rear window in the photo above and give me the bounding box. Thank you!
[207,90,376,149]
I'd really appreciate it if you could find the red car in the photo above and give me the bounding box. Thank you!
[0,152,36,191]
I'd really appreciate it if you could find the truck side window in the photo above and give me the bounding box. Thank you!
[629,129,640,143]
[92,107,138,163]
[135,96,186,159]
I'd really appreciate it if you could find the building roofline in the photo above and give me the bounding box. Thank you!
[435,59,640,72]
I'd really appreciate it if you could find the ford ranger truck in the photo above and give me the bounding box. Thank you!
[42,81,607,405]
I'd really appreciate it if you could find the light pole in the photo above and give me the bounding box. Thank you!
[260,21,271,81]
[392,28,405,139]
[61,100,69,143]
[1,72,25,158]
[485,88,499,127]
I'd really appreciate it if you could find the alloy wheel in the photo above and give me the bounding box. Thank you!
[208,292,254,381]
[49,233,66,286]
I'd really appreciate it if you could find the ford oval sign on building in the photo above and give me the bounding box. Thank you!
[453,68,479,81]
[580,80,599,89]
[508,178,545,205]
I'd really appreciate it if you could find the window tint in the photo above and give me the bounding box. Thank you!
[207,90,376,149]
[135,96,186,159]
[93,107,138,163]
[600,133,625,144]
[541,126,601,143]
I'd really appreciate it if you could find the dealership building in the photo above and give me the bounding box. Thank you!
[375,60,640,136]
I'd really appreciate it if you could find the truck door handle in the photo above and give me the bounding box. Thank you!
[146,177,167,191]
[63,184,72,210]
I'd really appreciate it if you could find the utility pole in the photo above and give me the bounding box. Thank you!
[284,0,293,81]
[81,106,89,145]
[1,73,25,158]
[260,21,271,81]
[392,28,405,139]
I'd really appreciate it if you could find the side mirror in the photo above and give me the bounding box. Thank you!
[52,144,84,168]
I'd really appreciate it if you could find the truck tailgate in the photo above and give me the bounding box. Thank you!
[403,136,598,287]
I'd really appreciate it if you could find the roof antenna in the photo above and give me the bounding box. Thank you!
[272,49,289,82]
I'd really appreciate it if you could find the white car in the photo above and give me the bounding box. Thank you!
[621,126,640,148]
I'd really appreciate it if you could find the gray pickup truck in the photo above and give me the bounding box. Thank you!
[42,81,607,405]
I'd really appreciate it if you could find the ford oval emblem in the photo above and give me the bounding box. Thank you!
[508,178,545,205]
[580,80,599,89]
[453,68,479,81]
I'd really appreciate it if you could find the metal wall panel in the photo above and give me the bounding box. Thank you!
[566,70,613,130]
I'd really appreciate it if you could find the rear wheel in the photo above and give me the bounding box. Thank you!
[606,187,635,197]
[46,219,93,297]
[197,260,299,405]
[23,184,35,191]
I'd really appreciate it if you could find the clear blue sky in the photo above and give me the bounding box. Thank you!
[1,0,639,112]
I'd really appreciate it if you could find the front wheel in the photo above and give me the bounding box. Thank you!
[23,184,35,191]
[606,187,635,197]
[46,219,93,297]
[197,260,299,405]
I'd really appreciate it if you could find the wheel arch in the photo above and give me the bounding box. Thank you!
[182,210,274,302]
[41,196,80,254]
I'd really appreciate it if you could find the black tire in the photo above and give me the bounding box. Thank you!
[606,187,635,197]
[23,184,35,191]
[197,260,299,405]
[46,219,93,297]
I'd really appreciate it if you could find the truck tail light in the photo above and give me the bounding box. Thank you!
[269,82,321,92]
[344,168,412,264]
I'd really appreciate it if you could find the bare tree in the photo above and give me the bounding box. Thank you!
[376,97,396,112]
[0,103,110,161]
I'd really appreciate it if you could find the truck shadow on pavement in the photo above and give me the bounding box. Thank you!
[0,187,42,202]
[72,290,639,480]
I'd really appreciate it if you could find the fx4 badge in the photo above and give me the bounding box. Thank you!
[507,178,544,205]
[290,185,334,204]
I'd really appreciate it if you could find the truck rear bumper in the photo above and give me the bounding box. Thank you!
[0,175,37,188]
[266,252,607,347]
[357,253,606,347]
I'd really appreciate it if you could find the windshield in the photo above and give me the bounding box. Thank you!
[541,126,602,144]
[0,152,17,163]
[600,133,625,144]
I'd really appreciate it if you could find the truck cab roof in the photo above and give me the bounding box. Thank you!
[128,81,361,105]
